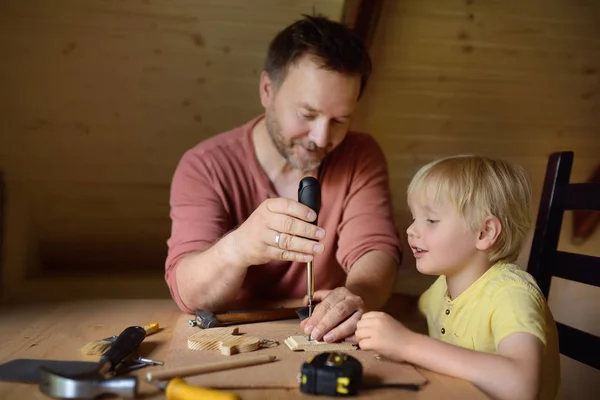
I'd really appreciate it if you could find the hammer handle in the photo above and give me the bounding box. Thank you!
[215,308,299,324]
[146,354,276,381]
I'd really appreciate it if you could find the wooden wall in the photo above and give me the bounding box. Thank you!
[354,0,600,298]
[0,0,598,397]
[0,0,345,301]
[350,1,600,398]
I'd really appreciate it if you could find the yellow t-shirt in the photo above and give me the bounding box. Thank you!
[418,263,561,400]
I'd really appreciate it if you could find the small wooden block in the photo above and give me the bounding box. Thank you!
[188,327,260,356]
[284,335,357,352]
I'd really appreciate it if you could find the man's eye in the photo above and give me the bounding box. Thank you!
[299,112,314,120]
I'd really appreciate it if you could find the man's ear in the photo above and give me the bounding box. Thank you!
[259,71,275,108]
[476,216,502,251]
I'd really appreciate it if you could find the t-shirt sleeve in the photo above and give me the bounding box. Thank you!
[490,282,548,350]
[164,150,231,313]
[335,136,402,271]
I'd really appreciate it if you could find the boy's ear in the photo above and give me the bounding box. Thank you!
[476,216,502,251]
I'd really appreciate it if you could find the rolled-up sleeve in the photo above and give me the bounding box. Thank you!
[165,150,230,313]
[335,136,402,271]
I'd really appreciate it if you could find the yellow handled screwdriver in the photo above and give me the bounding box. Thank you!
[148,377,239,400]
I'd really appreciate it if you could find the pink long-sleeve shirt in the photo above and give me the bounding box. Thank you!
[165,115,402,313]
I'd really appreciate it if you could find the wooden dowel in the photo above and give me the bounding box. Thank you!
[145,354,277,381]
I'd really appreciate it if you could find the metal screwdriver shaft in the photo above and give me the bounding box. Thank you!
[298,176,321,325]
[307,259,314,315]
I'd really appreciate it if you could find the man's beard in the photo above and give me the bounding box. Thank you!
[265,111,326,173]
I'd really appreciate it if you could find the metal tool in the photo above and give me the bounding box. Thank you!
[135,357,164,366]
[148,377,239,400]
[298,176,321,321]
[39,325,147,399]
[116,357,165,373]
[188,307,303,329]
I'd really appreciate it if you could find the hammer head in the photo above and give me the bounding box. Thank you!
[38,325,146,399]
[39,367,137,399]
[193,310,221,329]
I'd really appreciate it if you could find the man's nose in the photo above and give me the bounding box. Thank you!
[308,119,330,149]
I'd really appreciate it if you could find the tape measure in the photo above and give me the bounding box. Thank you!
[299,352,362,396]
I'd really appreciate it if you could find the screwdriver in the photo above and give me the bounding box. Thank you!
[148,377,239,400]
[298,176,321,323]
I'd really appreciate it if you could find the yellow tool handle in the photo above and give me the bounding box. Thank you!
[142,323,160,335]
[166,378,239,400]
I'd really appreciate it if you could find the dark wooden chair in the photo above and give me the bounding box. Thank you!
[527,151,600,370]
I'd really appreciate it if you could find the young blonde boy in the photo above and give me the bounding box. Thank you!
[355,155,561,400]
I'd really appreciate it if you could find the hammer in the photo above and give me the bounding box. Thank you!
[189,307,305,329]
[39,325,146,399]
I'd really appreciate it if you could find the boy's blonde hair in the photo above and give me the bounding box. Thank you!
[407,155,532,263]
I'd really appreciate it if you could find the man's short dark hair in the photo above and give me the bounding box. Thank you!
[264,14,372,97]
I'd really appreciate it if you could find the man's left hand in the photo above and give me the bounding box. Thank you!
[300,287,365,343]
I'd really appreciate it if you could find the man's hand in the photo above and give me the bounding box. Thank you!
[229,197,325,268]
[300,288,366,343]
[355,311,413,361]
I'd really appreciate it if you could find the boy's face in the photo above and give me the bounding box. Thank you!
[406,185,481,276]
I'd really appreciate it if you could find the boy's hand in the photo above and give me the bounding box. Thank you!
[355,311,413,361]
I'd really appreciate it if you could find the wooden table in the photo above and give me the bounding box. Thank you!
[0,295,488,399]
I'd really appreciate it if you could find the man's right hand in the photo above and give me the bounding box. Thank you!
[229,197,326,267]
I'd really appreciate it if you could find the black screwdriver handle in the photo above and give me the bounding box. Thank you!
[100,325,147,372]
[298,177,321,225]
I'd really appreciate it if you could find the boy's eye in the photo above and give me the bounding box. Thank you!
[426,219,439,224]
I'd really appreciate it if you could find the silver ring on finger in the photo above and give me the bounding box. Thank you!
[275,231,281,247]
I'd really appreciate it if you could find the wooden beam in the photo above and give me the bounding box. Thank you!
[342,0,384,49]
[0,172,4,302]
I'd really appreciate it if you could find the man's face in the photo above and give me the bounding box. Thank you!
[260,56,361,172]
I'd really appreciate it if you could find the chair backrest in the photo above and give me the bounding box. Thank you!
[527,151,600,370]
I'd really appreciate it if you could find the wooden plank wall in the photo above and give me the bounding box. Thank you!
[0,0,345,300]
[0,0,598,397]
[349,1,600,398]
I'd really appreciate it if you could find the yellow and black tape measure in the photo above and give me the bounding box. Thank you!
[299,352,362,396]
[298,351,422,396]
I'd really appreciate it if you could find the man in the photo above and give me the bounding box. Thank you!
[165,15,402,343]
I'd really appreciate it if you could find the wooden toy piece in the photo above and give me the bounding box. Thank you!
[187,327,260,356]
[284,335,357,352]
